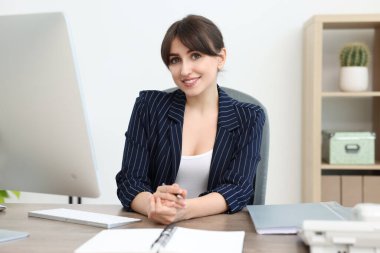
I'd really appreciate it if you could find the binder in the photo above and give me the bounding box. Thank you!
[247,202,352,234]
[75,226,245,253]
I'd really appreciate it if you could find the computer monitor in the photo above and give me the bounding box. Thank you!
[0,12,100,198]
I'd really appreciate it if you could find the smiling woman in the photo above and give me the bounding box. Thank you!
[166,37,226,99]
[116,14,265,225]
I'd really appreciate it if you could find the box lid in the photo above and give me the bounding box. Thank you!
[322,131,376,140]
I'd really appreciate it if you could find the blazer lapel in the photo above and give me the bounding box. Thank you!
[216,87,240,131]
[209,87,241,187]
[167,90,186,180]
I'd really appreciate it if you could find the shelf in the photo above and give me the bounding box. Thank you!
[306,14,380,29]
[322,91,380,97]
[303,14,380,204]
[321,162,380,170]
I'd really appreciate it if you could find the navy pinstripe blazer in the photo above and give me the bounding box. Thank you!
[116,86,265,213]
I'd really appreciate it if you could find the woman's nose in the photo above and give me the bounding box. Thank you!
[180,60,192,76]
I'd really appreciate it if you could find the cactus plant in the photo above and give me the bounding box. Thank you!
[340,42,370,67]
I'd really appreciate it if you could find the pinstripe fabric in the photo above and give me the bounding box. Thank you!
[116,86,265,213]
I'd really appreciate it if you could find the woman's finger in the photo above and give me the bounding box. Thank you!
[161,199,184,209]
[159,184,184,196]
[154,191,180,202]
[147,196,178,224]
[147,195,156,218]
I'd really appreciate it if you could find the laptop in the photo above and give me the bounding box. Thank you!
[28,208,141,228]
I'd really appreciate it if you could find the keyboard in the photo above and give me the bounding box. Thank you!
[28,208,141,228]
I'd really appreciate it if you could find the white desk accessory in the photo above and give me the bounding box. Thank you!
[28,208,140,228]
[299,203,380,253]
[0,229,29,243]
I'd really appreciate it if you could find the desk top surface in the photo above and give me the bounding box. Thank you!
[0,203,308,253]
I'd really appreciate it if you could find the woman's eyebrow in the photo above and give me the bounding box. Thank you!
[169,50,196,57]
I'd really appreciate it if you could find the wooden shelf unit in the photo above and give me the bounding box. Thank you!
[302,14,380,204]
[321,162,380,170]
[322,91,380,97]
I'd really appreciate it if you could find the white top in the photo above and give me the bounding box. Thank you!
[175,149,213,198]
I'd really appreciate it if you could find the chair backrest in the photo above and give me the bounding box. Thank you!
[164,86,269,205]
[221,87,269,205]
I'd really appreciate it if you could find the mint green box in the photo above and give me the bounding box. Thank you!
[322,131,375,165]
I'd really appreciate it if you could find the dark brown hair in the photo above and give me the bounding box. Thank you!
[161,15,224,67]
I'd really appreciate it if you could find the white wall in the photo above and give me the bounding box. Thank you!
[2,0,380,205]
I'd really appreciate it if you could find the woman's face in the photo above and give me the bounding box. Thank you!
[168,37,226,97]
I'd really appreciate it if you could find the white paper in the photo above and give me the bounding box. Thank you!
[75,227,245,253]
[165,227,245,253]
[75,229,161,253]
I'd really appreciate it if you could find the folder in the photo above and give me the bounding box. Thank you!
[0,229,29,243]
[247,201,352,234]
[75,226,245,253]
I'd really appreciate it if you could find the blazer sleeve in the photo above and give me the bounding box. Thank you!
[205,107,265,213]
[116,92,153,211]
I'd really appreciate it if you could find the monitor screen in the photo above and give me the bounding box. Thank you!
[0,12,100,198]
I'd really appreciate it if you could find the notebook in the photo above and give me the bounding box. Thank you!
[0,229,29,243]
[247,201,352,234]
[28,208,141,228]
[75,226,245,253]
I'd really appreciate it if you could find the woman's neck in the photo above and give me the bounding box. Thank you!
[185,85,218,113]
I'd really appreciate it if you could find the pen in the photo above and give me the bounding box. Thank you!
[150,223,177,251]
[162,183,183,199]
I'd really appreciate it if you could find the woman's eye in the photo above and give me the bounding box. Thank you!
[169,57,180,65]
[191,53,201,60]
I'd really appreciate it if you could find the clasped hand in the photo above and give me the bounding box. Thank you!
[147,183,187,224]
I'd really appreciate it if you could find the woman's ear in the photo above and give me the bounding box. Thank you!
[217,48,227,71]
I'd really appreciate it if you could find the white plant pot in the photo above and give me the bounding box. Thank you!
[339,66,369,92]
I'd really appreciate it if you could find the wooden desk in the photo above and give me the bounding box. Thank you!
[0,203,308,253]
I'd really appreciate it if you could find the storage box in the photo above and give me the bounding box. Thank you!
[322,131,375,165]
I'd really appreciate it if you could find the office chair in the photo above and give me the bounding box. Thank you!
[222,87,269,205]
[164,87,269,205]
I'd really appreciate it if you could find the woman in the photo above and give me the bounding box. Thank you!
[116,14,265,224]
